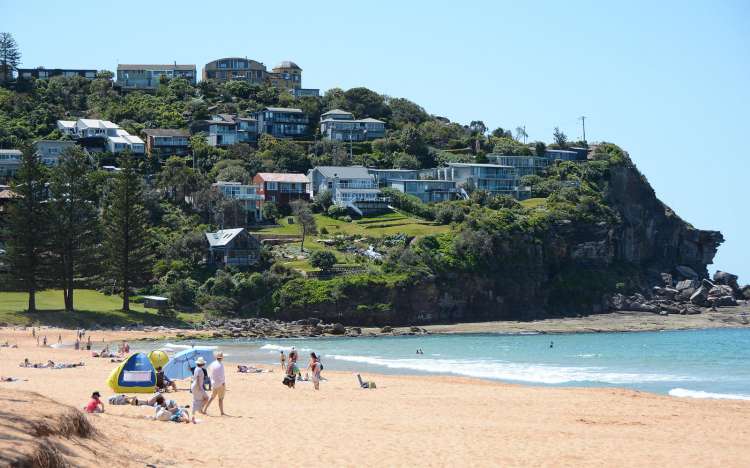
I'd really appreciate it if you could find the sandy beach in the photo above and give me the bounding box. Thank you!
[1,326,749,467]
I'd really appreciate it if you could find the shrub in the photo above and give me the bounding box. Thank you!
[310,250,337,271]
[327,204,348,219]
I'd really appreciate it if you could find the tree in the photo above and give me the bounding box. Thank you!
[553,127,568,148]
[4,148,51,312]
[515,126,528,143]
[157,156,197,202]
[102,152,152,311]
[534,141,547,157]
[291,200,317,252]
[262,201,280,221]
[393,152,420,169]
[49,147,99,311]
[469,121,487,135]
[0,32,21,83]
[309,250,336,271]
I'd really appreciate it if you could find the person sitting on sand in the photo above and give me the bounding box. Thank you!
[20,358,30,367]
[156,366,177,392]
[84,391,104,413]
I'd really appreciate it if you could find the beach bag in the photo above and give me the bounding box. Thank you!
[282,375,295,387]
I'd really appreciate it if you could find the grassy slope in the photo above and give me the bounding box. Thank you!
[251,212,450,238]
[254,211,450,272]
[0,289,199,327]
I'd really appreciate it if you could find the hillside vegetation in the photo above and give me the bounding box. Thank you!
[0,74,724,326]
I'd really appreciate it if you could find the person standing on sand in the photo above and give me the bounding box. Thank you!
[280,351,286,371]
[43,336,47,347]
[205,351,226,416]
[58,334,61,344]
[191,357,209,423]
[86,336,91,350]
[308,352,322,390]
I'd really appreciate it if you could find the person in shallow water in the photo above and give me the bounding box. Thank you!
[549,341,554,349]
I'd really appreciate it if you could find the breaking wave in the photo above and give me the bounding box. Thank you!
[668,388,750,400]
[326,354,695,385]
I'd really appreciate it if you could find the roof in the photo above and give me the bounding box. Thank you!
[0,149,22,156]
[447,162,512,168]
[141,295,169,301]
[338,188,381,193]
[394,179,455,183]
[205,228,245,247]
[0,189,18,199]
[255,172,309,183]
[78,119,119,129]
[358,117,385,123]
[321,109,353,116]
[313,166,372,179]
[274,61,300,70]
[57,120,76,128]
[142,128,190,137]
[117,64,195,71]
[264,107,303,113]
[368,168,420,173]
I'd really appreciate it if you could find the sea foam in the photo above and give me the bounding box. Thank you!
[326,354,694,385]
[668,388,750,400]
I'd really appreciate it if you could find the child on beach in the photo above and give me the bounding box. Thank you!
[84,391,104,413]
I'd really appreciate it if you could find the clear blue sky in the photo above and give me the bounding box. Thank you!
[2,0,748,282]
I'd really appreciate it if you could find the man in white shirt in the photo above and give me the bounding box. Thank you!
[205,351,226,416]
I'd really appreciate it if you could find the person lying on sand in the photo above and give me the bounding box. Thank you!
[237,365,271,373]
[153,394,191,424]
[52,362,85,369]
[1,376,25,382]
[84,391,104,413]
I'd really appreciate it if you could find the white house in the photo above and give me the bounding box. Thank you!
[307,165,388,215]
[35,140,77,166]
[55,119,144,154]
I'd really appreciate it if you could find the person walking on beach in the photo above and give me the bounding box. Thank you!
[86,336,91,351]
[205,351,226,416]
[280,351,286,371]
[191,357,209,422]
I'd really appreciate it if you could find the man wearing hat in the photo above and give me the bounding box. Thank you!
[205,351,227,416]
[190,356,209,423]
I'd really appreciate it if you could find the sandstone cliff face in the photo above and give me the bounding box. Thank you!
[605,164,723,279]
[278,162,725,325]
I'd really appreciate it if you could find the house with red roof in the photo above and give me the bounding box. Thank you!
[252,172,310,208]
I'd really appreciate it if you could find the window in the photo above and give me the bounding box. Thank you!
[266,182,278,190]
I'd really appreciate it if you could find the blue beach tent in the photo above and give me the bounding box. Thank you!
[106,352,157,393]
[163,348,216,380]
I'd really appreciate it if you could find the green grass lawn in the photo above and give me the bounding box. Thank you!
[0,289,200,327]
[521,197,547,209]
[252,212,451,238]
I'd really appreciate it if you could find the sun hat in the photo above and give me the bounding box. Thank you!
[196,357,206,365]
[215,351,224,359]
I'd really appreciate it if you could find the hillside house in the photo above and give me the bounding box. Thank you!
[252,172,310,208]
[205,228,261,266]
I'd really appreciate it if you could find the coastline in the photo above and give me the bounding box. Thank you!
[1,327,749,467]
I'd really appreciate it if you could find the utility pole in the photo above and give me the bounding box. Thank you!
[579,116,587,143]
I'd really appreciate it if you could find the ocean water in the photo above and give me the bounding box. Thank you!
[134,328,750,400]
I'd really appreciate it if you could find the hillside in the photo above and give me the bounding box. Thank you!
[0,75,735,326]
